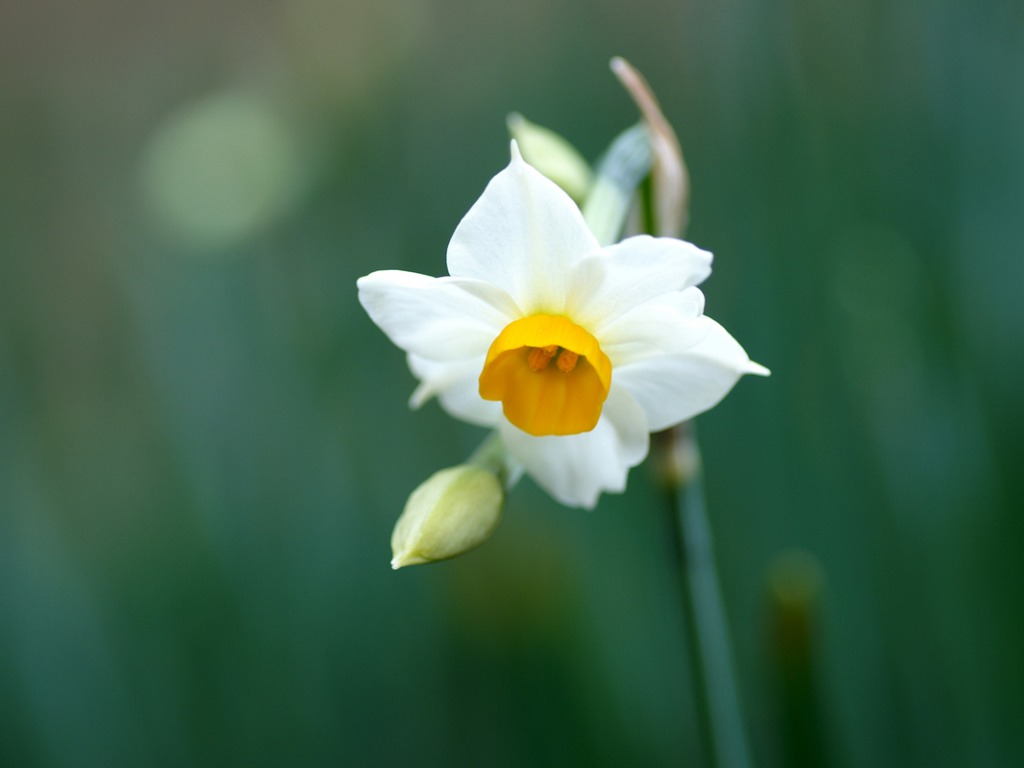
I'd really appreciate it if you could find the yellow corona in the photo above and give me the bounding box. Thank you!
[479,314,611,436]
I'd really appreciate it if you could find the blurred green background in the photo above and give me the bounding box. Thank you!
[2,0,1022,765]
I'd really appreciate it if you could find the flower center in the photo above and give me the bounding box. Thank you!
[478,314,611,436]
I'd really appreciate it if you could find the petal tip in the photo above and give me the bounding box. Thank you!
[408,382,432,410]
[747,361,771,377]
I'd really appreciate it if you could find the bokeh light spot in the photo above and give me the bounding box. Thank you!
[140,91,302,251]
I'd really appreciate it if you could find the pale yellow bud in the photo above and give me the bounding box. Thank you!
[390,465,504,569]
[507,113,592,202]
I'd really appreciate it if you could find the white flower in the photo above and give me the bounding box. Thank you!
[357,142,768,508]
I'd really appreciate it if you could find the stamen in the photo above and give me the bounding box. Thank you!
[556,350,579,373]
[527,345,559,371]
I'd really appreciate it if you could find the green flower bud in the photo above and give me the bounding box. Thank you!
[390,465,504,569]
[507,112,592,203]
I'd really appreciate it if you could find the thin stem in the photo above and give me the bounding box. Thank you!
[658,425,753,768]
[467,431,510,486]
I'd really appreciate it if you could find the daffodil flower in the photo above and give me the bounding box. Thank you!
[358,142,768,508]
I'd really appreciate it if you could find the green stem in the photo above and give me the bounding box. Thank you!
[658,425,753,768]
[467,431,510,487]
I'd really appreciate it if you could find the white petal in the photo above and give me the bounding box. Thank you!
[500,387,650,508]
[446,141,601,314]
[598,287,710,365]
[613,316,770,431]
[407,354,502,427]
[569,235,713,328]
[357,270,518,361]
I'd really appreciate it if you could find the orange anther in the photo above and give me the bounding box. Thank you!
[527,345,559,371]
[556,350,579,373]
